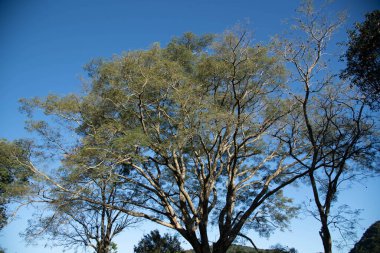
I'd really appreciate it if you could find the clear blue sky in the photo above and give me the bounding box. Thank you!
[0,0,379,252]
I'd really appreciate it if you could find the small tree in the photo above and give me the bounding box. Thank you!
[22,180,137,253]
[20,146,138,253]
[134,230,183,253]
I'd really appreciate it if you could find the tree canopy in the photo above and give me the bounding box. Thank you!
[349,221,380,253]
[0,140,31,230]
[341,10,380,109]
[2,4,379,253]
[18,30,302,253]
[134,230,183,253]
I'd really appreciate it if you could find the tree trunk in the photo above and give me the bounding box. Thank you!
[184,237,211,253]
[96,239,111,253]
[189,244,212,253]
[185,238,231,253]
[319,222,332,253]
[212,237,233,253]
[212,246,230,253]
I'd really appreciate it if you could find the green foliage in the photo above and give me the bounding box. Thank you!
[3,2,378,253]
[184,244,297,253]
[134,230,183,253]
[22,149,137,253]
[19,27,372,253]
[341,10,380,109]
[110,242,118,253]
[269,244,297,253]
[0,139,31,230]
[243,191,299,238]
[349,221,380,253]
[166,32,215,72]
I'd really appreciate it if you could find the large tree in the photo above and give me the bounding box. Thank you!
[341,10,380,109]
[17,31,303,253]
[275,2,379,253]
[10,5,378,252]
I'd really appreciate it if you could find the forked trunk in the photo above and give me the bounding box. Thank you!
[96,239,111,253]
[187,238,231,253]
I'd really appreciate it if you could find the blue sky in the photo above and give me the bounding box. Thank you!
[0,0,379,252]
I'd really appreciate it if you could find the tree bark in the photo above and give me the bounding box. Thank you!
[96,239,111,253]
[212,236,234,253]
[320,222,332,253]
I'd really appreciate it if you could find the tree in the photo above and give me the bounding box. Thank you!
[349,221,380,253]
[20,141,138,253]
[0,139,31,230]
[134,230,183,253]
[341,10,380,109]
[275,1,379,253]
[270,244,298,253]
[22,179,137,253]
[17,30,303,253]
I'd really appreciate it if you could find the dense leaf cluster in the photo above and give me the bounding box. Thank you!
[349,221,380,253]
[341,10,380,109]
[134,230,183,253]
[0,140,31,230]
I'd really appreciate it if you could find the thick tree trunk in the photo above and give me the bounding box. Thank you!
[96,239,111,253]
[212,237,233,253]
[186,238,230,253]
[185,236,212,253]
[212,245,230,253]
[189,244,212,253]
